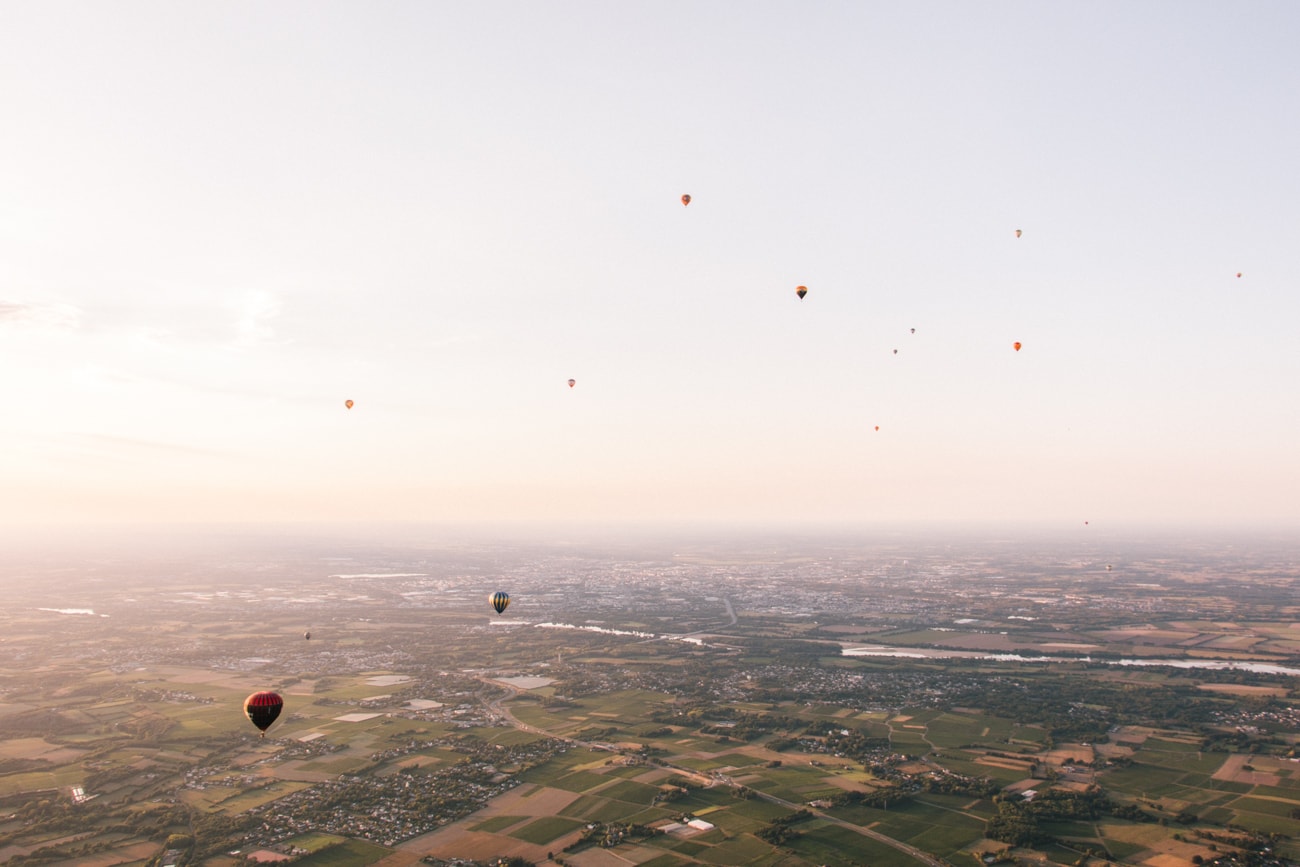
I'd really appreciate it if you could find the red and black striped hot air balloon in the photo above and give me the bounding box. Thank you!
[244,691,283,738]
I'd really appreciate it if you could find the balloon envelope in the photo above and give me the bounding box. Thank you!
[567,379,576,388]
[345,400,354,409]
[795,285,807,300]
[1013,341,1022,351]
[681,194,691,206]
[490,591,510,614]
[244,691,283,736]
[1015,229,1022,238]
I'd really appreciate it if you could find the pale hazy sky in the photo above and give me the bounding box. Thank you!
[2,2,1298,529]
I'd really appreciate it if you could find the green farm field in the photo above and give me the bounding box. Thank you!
[509,815,585,844]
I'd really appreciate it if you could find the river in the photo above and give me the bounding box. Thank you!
[839,644,1300,676]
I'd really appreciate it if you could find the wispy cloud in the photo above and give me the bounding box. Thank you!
[230,290,281,349]
[61,433,232,459]
[0,300,81,329]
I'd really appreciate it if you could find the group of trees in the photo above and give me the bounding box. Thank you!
[985,789,1156,847]
[562,822,659,853]
[756,808,813,846]
[699,711,796,742]
[831,787,912,810]
[1201,730,1291,754]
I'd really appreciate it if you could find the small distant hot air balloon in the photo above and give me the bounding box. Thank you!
[874,425,880,432]
[1015,229,1022,238]
[244,691,283,738]
[1106,564,1113,571]
[893,349,898,355]
[345,399,354,409]
[304,631,311,640]
[567,379,576,388]
[795,285,808,300]
[1013,341,1022,351]
[910,328,916,334]
[1236,272,1242,278]
[490,591,510,615]
[681,194,691,206]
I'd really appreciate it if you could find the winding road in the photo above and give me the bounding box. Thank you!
[478,678,946,867]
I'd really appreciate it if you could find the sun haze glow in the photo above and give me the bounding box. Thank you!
[2,3,1298,531]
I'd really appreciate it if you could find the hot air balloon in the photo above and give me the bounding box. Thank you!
[1236,272,1242,278]
[874,425,880,432]
[1015,229,1022,238]
[795,285,807,300]
[567,379,576,388]
[893,349,898,355]
[244,691,283,738]
[1013,341,1022,351]
[910,328,916,334]
[1106,564,1113,571]
[490,591,510,615]
[345,400,354,409]
[304,631,311,640]
[681,194,691,206]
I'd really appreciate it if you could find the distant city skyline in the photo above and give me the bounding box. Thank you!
[2,3,1298,529]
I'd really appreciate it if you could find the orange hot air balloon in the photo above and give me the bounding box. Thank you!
[567,378,576,388]
[1013,341,1022,351]
[874,425,880,432]
[795,285,808,300]
[1015,229,1022,238]
[345,399,354,409]
[681,194,691,206]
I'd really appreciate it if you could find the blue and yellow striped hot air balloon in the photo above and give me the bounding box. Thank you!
[490,591,510,615]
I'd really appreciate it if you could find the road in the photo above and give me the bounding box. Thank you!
[744,782,946,867]
[478,678,946,867]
